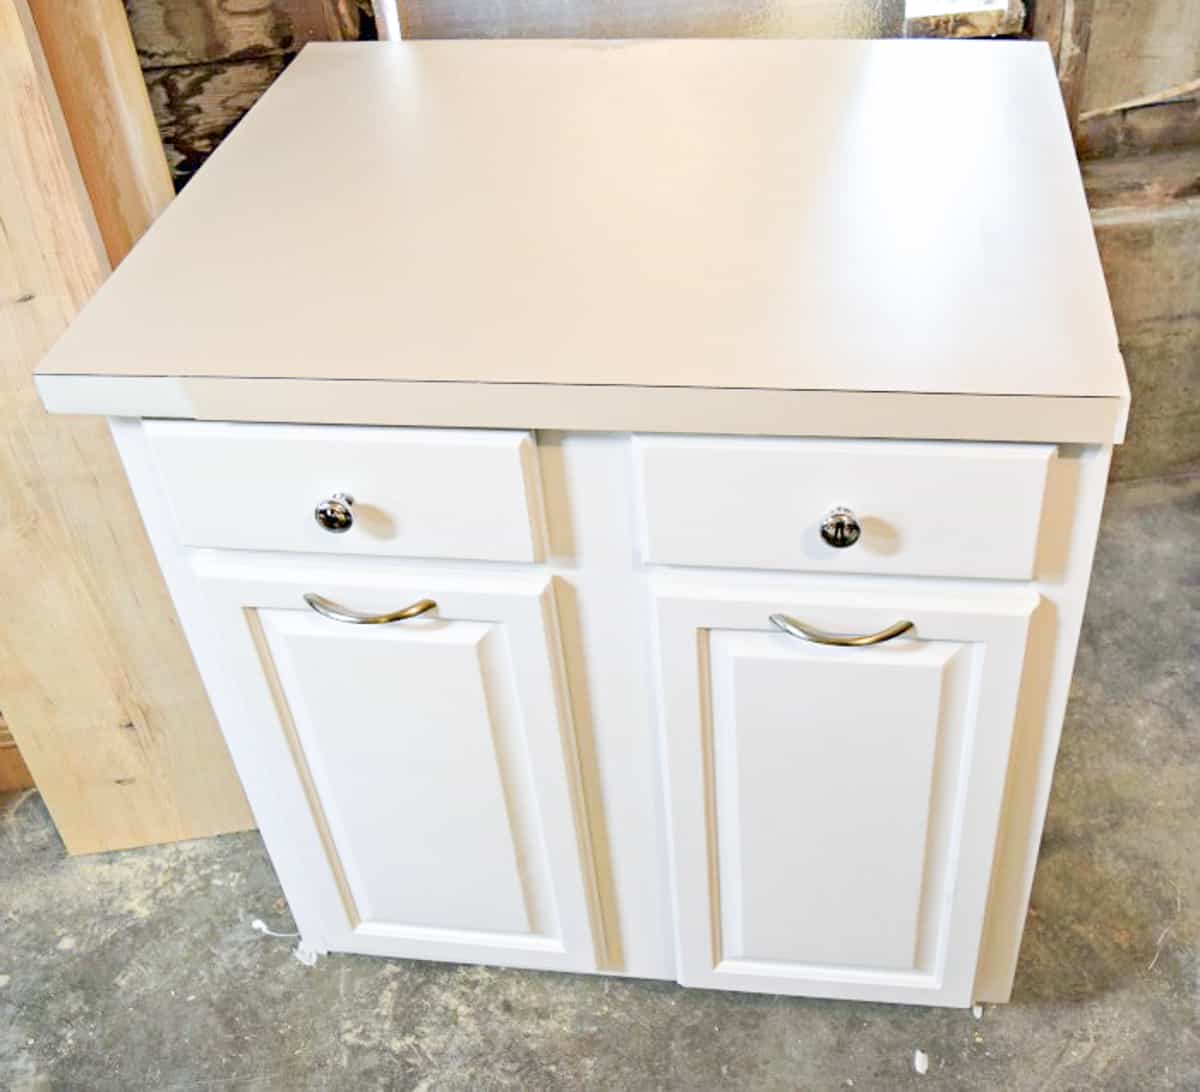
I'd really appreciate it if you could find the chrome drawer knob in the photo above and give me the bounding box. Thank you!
[314,492,355,533]
[820,506,860,548]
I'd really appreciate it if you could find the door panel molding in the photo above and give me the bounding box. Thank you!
[652,578,1037,1006]
[197,557,603,972]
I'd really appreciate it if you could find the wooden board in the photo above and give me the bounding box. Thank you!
[125,0,362,66]
[125,0,363,186]
[143,56,287,186]
[397,0,904,38]
[25,0,174,265]
[0,714,34,792]
[38,41,1126,409]
[1078,90,1200,160]
[0,0,253,853]
[1032,0,1096,131]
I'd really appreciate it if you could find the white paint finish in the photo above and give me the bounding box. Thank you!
[109,418,1116,1005]
[192,558,600,971]
[36,374,1127,444]
[259,611,531,934]
[34,373,196,418]
[636,436,1054,580]
[143,420,544,562]
[116,419,674,980]
[712,631,960,971]
[653,579,1036,1005]
[973,443,1116,1002]
[536,432,674,978]
[38,41,1124,407]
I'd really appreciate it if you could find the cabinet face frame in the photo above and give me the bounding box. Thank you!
[192,557,603,973]
[651,579,1038,1007]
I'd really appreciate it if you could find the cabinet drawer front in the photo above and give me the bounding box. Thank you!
[652,578,1037,1006]
[635,436,1054,579]
[145,420,544,562]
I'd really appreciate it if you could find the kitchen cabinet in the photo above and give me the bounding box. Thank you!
[37,41,1128,1007]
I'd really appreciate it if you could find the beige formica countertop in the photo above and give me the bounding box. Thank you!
[37,39,1128,443]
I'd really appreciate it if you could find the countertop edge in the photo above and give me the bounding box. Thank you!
[36,374,1128,446]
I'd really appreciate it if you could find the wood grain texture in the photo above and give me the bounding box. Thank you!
[0,714,35,791]
[1077,91,1200,160]
[1031,0,1095,131]
[905,1,1025,39]
[125,1,365,185]
[143,56,286,185]
[0,0,252,853]
[398,0,904,38]
[1058,0,1096,131]
[26,0,173,266]
[124,0,360,66]
[1031,0,1065,64]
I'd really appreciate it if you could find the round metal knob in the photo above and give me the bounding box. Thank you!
[314,492,355,533]
[820,506,860,548]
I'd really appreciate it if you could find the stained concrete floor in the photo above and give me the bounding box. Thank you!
[2,474,1197,1091]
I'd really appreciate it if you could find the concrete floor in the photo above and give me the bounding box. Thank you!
[2,474,1197,1091]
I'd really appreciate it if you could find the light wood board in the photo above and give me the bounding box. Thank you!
[0,0,252,853]
[26,0,174,266]
[0,713,34,791]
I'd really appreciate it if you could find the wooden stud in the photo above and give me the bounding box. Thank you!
[1031,0,1096,135]
[0,0,253,853]
[286,0,360,46]
[1031,0,1065,68]
[25,0,174,266]
[1057,0,1096,135]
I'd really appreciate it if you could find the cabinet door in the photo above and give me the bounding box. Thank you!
[198,560,600,973]
[653,580,1037,1007]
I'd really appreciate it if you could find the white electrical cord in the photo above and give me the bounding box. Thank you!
[250,918,299,939]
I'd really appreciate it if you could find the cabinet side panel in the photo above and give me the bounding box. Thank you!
[974,444,1115,1002]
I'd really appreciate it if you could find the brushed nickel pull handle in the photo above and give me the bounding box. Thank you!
[304,593,437,625]
[768,612,914,647]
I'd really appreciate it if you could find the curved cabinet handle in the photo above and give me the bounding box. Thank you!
[768,612,913,647]
[303,593,437,625]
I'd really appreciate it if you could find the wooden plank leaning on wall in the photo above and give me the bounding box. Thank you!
[0,0,253,852]
[0,712,33,791]
[26,0,175,265]
[1032,0,1096,135]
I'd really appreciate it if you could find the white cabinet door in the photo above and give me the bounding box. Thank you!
[196,559,600,973]
[653,579,1037,1007]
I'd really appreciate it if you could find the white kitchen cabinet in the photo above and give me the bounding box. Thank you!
[192,560,601,971]
[37,42,1128,1008]
[652,581,1036,1006]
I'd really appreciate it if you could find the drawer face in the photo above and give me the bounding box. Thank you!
[634,436,1054,580]
[145,421,544,561]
